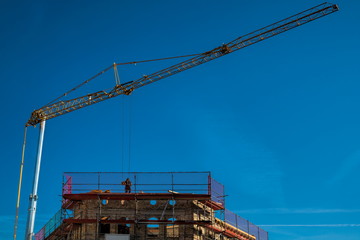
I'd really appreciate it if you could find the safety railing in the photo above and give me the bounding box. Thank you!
[210,177,225,206]
[224,209,268,240]
[62,175,72,208]
[34,209,73,240]
[62,172,224,205]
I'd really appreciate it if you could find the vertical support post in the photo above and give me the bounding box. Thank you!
[208,174,211,196]
[25,120,46,240]
[97,172,100,190]
[171,173,174,192]
[236,215,238,230]
[247,220,250,236]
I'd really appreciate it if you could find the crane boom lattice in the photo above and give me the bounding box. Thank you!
[26,2,338,127]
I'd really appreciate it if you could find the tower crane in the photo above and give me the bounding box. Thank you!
[15,2,338,240]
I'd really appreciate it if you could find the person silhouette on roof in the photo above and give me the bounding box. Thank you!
[121,178,132,193]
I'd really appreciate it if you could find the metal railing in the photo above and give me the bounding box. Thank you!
[224,209,268,240]
[34,209,73,240]
[62,172,224,205]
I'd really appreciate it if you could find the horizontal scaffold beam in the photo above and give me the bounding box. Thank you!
[64,218,211,225]
[63,192,211,201]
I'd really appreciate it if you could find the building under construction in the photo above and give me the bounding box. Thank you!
[34,172,268,240]
[15,3,339,240]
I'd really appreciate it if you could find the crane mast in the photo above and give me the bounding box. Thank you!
[26,2,338,127]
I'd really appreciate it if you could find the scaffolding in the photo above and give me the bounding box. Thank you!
[35,172,267,240]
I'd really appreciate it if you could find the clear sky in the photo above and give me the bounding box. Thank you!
[1,0,359,239]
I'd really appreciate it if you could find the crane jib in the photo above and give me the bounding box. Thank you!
[26,3,338,127]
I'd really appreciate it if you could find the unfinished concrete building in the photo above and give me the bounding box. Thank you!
[35,172,268,240]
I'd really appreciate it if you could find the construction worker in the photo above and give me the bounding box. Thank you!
[122,178,132,193]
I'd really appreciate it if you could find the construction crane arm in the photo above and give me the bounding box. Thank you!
[26,2,338,126]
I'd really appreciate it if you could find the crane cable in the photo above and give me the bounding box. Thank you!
[14,126,28,240]
[120,92,132,173]
[128,95,132,173]
[121,94,125,174]
[114,53,201,66]
[45,53,202,107]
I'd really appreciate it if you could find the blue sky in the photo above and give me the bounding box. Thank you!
[1,0,359,239]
